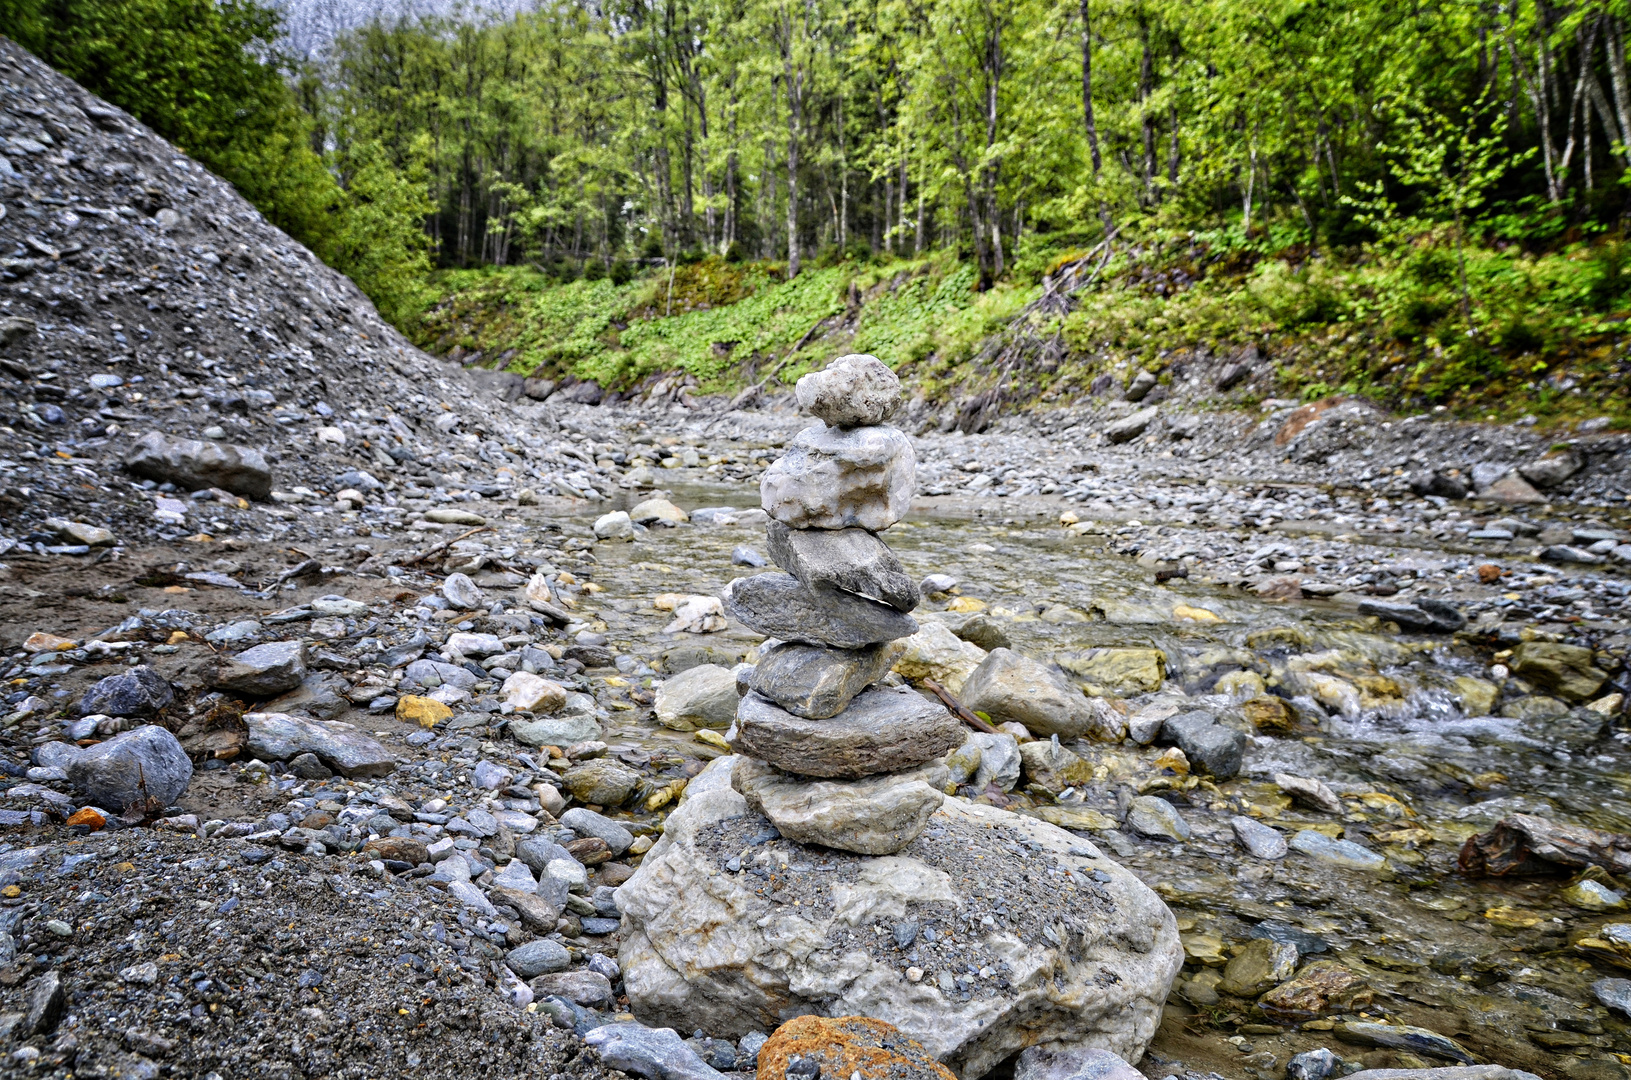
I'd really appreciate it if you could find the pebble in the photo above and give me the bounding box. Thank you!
[1288,830,1387,870]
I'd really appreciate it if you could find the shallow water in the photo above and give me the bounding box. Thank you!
[565,482,1631,1076]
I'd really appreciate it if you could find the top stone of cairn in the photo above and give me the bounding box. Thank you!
[795,354,901,428]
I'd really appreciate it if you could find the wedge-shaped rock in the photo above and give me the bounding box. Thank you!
[760,422,915,531]
[749,640,904,719]
[733,757,947,854]
[766,521,920,611]
[961,648,1119,740]
[616,761,1184,1078]
[244,713,397,777]
[730,687,961,779]
[722,573,916,649]
[124,431,273,500]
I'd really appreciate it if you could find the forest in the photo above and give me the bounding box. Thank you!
[7,0,1631,416]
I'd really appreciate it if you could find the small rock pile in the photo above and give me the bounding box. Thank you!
[720,355,963,855]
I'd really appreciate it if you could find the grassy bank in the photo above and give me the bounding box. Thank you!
[415,233,1631,426]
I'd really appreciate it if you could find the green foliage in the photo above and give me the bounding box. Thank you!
[323,141,437,327]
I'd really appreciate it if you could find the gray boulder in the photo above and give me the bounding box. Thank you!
[1103,406,1157,444]
[732,758,948,855]
[124,431,273,500]
[1518,449,1582,489]
[211,640,307,696]
[505,938,572,978]
[244,713,397,777]
[78,666,173,719]
[653,664,739,731]
[959,648,1111,740]
[584,1022,727,1080]
[722,573,917,650]
[561,807,635,857]
[67,725,192,812]
[748,640,904,719]
[1159,711,1247,779]
[766,521,919,612]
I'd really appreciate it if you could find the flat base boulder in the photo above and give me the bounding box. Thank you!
[749,640,904,719]
[723,573,917,650]
[244,713,397,777]
[731,688,963,779]
[617,769,1181,1079]
[733,757,948,855]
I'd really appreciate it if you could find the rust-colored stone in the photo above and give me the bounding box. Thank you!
[363,836,429,865]
[66,808,106,830]
[1258,960,1368,1017]
[757,1016,957,1080]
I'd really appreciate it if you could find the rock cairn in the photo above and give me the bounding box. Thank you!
[720,354,964,855]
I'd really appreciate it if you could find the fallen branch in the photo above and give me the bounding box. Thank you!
[922,678,1000,734]
[401,526,490,568]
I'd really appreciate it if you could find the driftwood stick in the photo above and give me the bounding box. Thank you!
[402,526,490,567]
[922,678,1000,734]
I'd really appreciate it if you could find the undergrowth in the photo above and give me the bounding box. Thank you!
[415,234,1631,426]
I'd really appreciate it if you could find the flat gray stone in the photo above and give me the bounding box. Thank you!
[794,354,901,428]
[506,938,571,978]
[730,687,963,779]
[959,648,1114,740]
[722,573,917,650]
[66,725,192,812]
[1356,597,1466,633]
[211,640,307,696]
[1127,795,1190,841]
[733,758,948,855]
[561,807,634,857]
[1016,1046,1144,1080]
[1160,711,1247,779]
[244,713,397,777]
[1230,815,1288,859]
[1103,406,1157,444]
[759,422,915,532]
[124,430,273,500]
[766,521,919,611]
[584,1022,727,1080]
[510,712,603,748]
[530,969,615,1007]
[748,640,904,719]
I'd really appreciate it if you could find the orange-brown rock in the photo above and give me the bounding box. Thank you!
[363,836,430,865]
[758,1016,956,1080]
[67,807,106,830]
[1257,960,1369,1017]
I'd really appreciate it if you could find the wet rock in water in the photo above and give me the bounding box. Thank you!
[1593,976,1631,1017]
[594,510,635,540]
[1457,813,1631,876]
[1275,772,1344,814]
[1286,1048,1339,1080]
[1103,406,1158,444]
[953,615,1010,652]
[210,640,307,696]
[1016,737,1093,792]
[722,573,918,650]
[731,545,767,567]
[1509,641,1609,703]
[1159,712,1246,779]
[1333,1021,1473,1063]
[1058,647,1166,695]
[67,725,192,812]
[78,666,174,719]
[766,521,921,612]
[731,688,964,779]
[891,621,987,695]
[794,354,902,429]
[584,1022,727,1080]
[1217,937,1299,997]
[759,422,915,532]
[629,497,689,525]
[1356,597,1466,633]
[1289,830,1385,870]
[1560,874,1627,910]
[733,758,948,855]
[506,938,572,978]
[1013,1046,1143,1080]
[124,431,273,500]
[560,808,635,857]
[1343,1069,1542,1080]
[1241,694,1298,733]
[654,664,740,730]
[960,649,1119,740]
[1258,960,1367,1017]
[243,713,397,777]
[563,759,643,805]
[1231,816,1288,859]
[617,787,1182,1075]
[749,640,905,720]
[760,1016,955,1080]
[1127,795,1190,841]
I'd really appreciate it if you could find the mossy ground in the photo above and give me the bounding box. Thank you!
[414,234,1631,429]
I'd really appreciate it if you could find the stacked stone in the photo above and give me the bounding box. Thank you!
[721,355,965,856]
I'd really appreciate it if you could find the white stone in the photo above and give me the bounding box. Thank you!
[794,354,901,428]
[503,671,568,714]
[760,422,915,532]
[595,510,635,540]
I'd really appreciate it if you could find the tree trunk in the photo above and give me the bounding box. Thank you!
[1080,0,1102,175]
